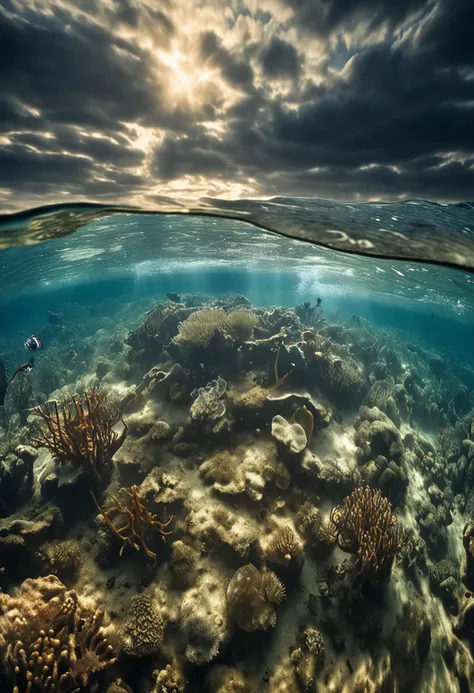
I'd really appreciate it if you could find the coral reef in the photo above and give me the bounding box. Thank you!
[330,487,404,586]
[31,388,127,487]
[226,564,285,632]
[190,376,227,421]
[1,293,473,693]
[224,309,259,341]
[174,308,226,348]
[152,661,185,692]
[179,575,228,665]
[119,593,164,657]
[6,373,33,428]
[92,485,173,564]
[200,443,289,501]
[0,575,116,691]
[47,539,82,578]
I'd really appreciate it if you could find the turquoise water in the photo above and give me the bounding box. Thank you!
[1,203,474,693]
[1,212,473,360]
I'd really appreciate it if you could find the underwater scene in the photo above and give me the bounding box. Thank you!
[1,202,474,693]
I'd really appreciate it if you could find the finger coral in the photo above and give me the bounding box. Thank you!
[152,661,185,693]
[68,606,116,688]
[9,607,116,692]
[91,485,173,565]
[1,576,116,692]
[31,387,127,488]
[330,487,404,586]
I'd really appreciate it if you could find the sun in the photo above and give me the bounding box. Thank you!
[157,47,215,106]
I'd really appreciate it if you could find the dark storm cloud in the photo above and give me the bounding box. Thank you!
[151,0,474,201]
[282,0,429,35]
[412,0,474,68]
[271,52,474,167]
[260,37,302,80]
[155,133,238,180]
[283,159,474,201]
[111,0,141,27]
[0,10,163,131]
[199,31,255,92]
[1,0,474,207]
[0,145,95,186]
[11,128,144,168]
[0,144,146,198]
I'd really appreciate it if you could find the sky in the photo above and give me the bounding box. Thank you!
[0,0,473,212]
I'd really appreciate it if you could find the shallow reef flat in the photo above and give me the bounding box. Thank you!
[1,294,474,693]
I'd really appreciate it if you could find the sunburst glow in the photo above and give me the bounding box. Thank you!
[157,47,217,107]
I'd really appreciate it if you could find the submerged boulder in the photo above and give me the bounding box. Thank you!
[272,415,307,457]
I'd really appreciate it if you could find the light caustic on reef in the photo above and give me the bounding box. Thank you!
[0,292,473,692]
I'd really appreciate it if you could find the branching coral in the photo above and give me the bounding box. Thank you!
[330,487,404,586]
[31,388,127,487]
[91,485,173,565]
[273,346,291,389]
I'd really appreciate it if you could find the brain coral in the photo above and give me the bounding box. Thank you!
[120,593,164,657]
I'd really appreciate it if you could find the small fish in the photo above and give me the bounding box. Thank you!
[9,359,34,383]
[24,335,43,351]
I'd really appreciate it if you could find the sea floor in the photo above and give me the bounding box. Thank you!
[1,293,474,693]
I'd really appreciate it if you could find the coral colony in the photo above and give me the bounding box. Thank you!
[1,295,474,692]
